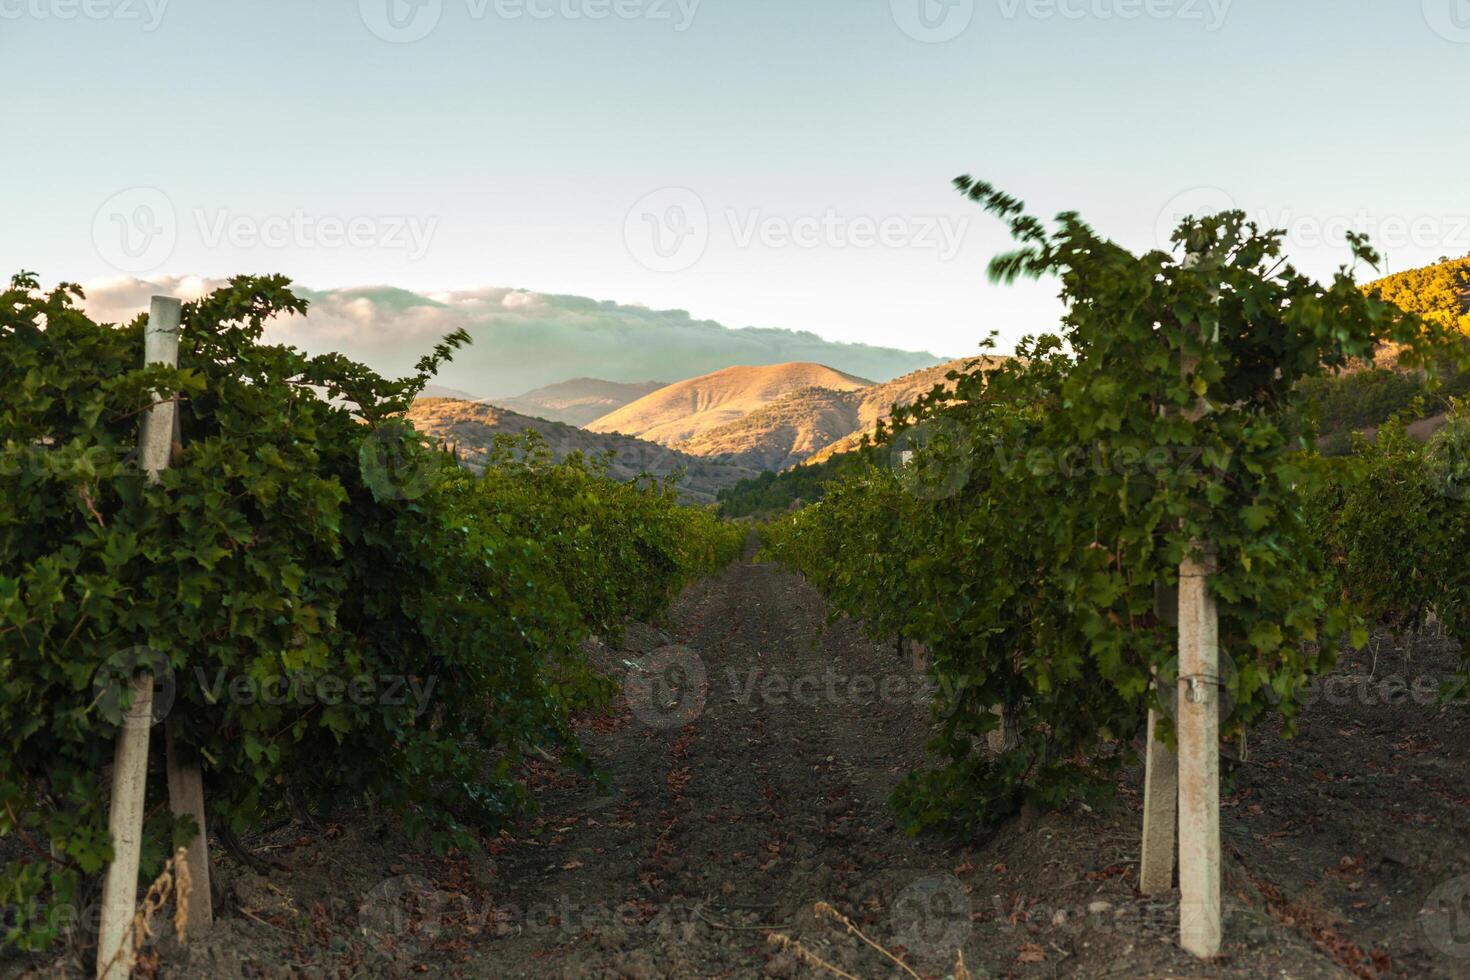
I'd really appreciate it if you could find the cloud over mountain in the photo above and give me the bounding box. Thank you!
[77,277,947,399]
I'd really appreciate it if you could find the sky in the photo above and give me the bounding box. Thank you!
[4,0,1469,360]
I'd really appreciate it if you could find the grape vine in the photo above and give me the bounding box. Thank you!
[0,273,742,951]
[764,180,1462,835]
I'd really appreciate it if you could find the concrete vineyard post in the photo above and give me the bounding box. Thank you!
[96,674,155,980]
[1176,251,1221,958]
[96,296,182,980]
[1136,250,1224,956]
[1177,546,1221,957]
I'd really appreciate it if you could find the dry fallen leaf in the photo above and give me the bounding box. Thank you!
[562,860,584,871]
[1017,942,1046,964]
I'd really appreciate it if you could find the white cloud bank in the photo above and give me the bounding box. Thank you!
[77,277,947,398]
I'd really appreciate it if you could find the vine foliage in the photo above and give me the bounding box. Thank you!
[0,273,742,951]
[764,180,1456,835]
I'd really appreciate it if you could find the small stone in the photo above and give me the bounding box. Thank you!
[1088,901,1113,914]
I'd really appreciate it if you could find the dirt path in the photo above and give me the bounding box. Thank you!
[34,543,1465,979]
[432,543,1464,979]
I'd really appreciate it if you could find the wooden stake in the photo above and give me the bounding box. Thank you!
[1138,701,1177,895]
[1140,582,1179,894]
[165,718,213,936]
[96,296,183,980]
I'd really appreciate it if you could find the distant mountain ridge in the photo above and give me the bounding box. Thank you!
[405,398,758,504]
[493,378,667,427]
[406,254,1470,495]
[599,357,1001,471]
[587,363,873,447]
[76,278,948,399]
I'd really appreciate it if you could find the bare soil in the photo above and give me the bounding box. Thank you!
[11,542,1470,978]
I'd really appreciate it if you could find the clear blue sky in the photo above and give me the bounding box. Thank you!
[4,0,1468,357]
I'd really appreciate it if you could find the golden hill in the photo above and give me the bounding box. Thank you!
[586,363,873,446]
[405,398,759,504]
[674,385,873,471]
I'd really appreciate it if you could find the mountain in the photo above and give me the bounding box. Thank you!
[76,277,948,399]
[674,385,873,471]
[493,378,666,427]
[586,363,872,447]
[404,398,758,504]
[1254,254,1470,455]
[672,358,999,470]
[421,384,481,401]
